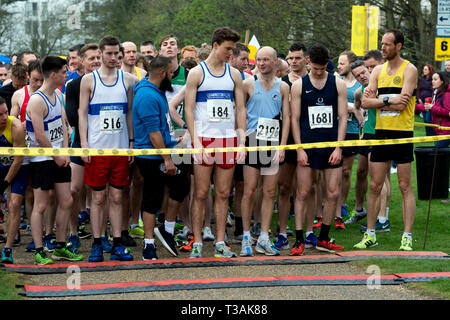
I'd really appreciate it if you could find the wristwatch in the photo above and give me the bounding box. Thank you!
[383,96,390,107]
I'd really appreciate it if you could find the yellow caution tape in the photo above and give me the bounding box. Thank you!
[414,122,450,131]
[0,135,449,157]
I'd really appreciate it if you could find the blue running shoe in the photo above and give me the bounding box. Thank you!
[78,210,90,225]
[273,234,289,250]
[43,234,56,252]
[1,248,13,264]
[25,240,35,252]
[101,236,113,253]
[305,232,318,248]
[110,244,133,261]
[341,205,350,217]
[67,234,81,254]
[89,244,104,262]
[142,243,157,260]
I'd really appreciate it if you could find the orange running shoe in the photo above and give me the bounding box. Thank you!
[289,241,305,256]
[316,239,344,253]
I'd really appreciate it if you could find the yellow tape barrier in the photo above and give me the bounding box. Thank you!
[0,122,447,157]
[0,135,448,157]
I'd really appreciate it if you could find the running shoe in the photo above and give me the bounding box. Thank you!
[256,238,280,256]
[353,232,378,249]
[240,235,254,257]
[13,231,21,247]
[334,217,346,230]
[154,225,178,257]
[89,244,104,262]
[231,234,243,244]
[121,233,137,247]
[360,219,391,233]
[175,226,190,240]
[273,234,289,250]
[52,246,84,261]
[142,243,158,260]
[251,222,261,238]
[78,210,90,225]
[313,216,322,229]
[305,233,318,249]
[67,234,81,254]
[345,208,367,224]
[101,236,113,253]
[189,243,203,258]
[129,226,144,239]
[399,236,413,251]
[180,234,194,252]
[25,240,35,252]
[78,227,92,239]
[290,241,305,256]
[43,234,56,252]
[316,239,344,253]
[202,227,215,241]
[341,205,350,217]
[214,242,237,258]
[110,244,133,261]
[1,248,13,264]
[35,250,53,265]
[226,214,233,227]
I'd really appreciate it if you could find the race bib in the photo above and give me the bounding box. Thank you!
[100,110,124,134]
[347,102,354,121]
[256,117,280,142]
[378,94,400,117]
[207,99,232,122]
[48,118,64,144]
[309,105,333,129]
[166,113,175,136]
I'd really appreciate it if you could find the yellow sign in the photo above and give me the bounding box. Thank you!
[351,5,380,56]
[435,37,450,61]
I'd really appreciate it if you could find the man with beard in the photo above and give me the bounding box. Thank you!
[79,35,138,262]
[355,29,417,251]
[132,55,190,260]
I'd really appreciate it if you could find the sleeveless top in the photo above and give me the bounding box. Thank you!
[345,79,362,134]
[246,77,282,143]
[19,86,31,123]
[300,72,339,143]
[26,91,64,162]
[194,61,236,138]
[166,65,188,130]
[0,116,16,167]
[134,66,143,81]
[87,69,129,149]
[376,60,416,131]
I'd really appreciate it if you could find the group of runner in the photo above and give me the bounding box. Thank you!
[0,27,418,265]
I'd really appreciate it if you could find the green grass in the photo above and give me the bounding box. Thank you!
[0,270,26,300]
[271,115,450,298]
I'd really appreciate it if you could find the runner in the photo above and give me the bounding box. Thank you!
[140,40,157,59]
[0,96,28,264]
[65,44,101,253]
[132,55,190,260]
[335,50,363,229]
[122,41,147,80]
[354,29,418,250]
[26,56,82,265]
[184,27,246,258]
[275,42,310,251]
[79,35,137,262]
[346,51,392,233]
[290,44,347,255]
[240,46,290,257]
[0,63,28,112]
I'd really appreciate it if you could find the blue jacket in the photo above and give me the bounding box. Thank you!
[132,78,176,159]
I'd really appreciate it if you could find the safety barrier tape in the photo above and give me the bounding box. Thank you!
[0,134,449,157]
[18,272,450,297]
[3,251,448,275]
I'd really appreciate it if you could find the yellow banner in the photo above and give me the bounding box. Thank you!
[435,37,450,61]
[351,6,366,56]
[368,6,380,51]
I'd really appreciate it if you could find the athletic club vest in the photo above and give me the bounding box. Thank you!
[87,69,129,149]
[376,60,416,131]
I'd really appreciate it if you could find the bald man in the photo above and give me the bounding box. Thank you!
[240,46,290,257]
[122,41,147,81]
[275,58,289,78]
